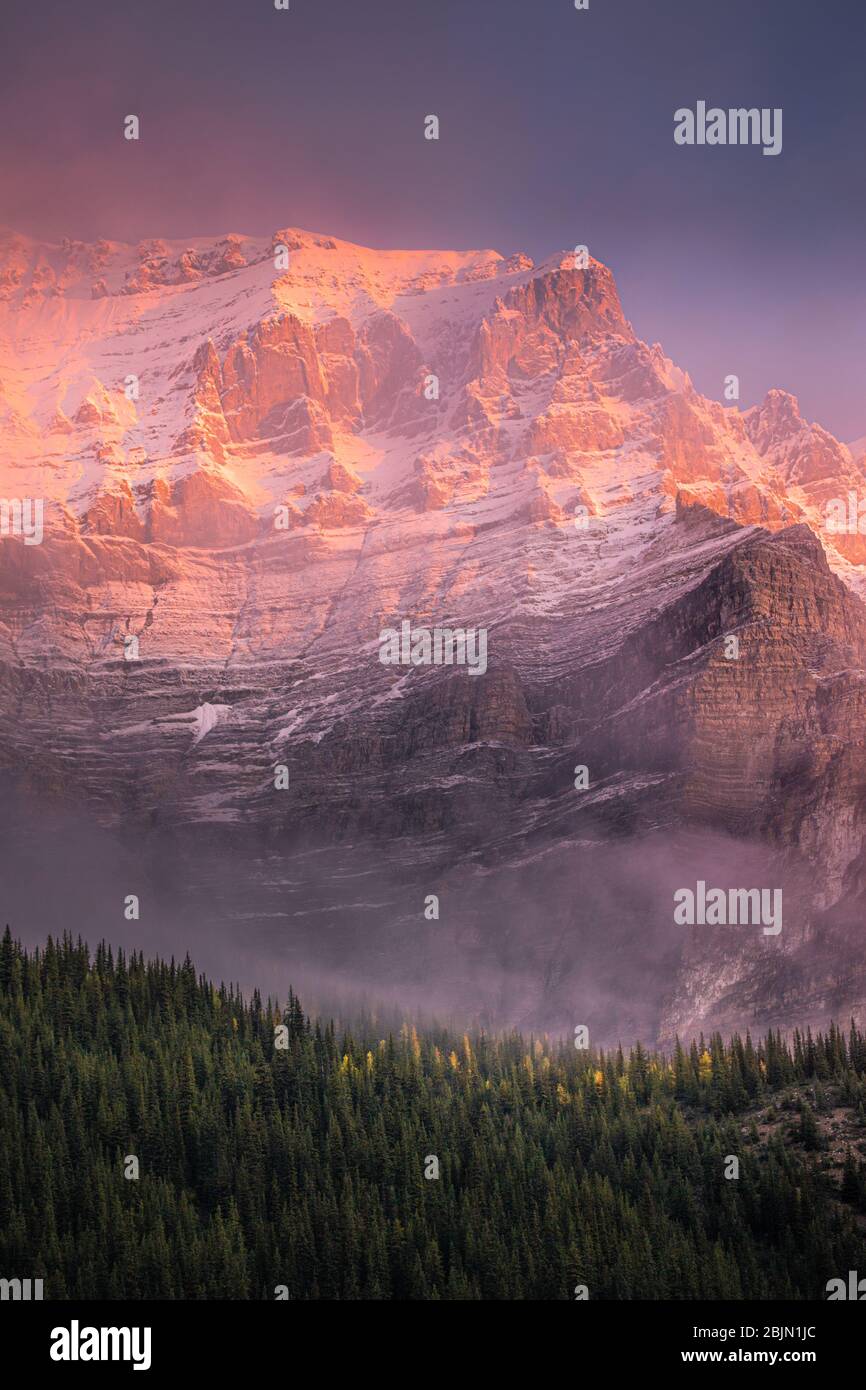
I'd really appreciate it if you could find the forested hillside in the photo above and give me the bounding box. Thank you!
[2,930,866,1299]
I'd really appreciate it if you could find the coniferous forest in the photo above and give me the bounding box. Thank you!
[2,930,866,1300]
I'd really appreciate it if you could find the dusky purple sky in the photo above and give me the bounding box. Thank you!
[0,0,863,439]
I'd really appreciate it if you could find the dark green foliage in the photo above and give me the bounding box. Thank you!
[1,927,865,1300]
[797,1102,822,1151]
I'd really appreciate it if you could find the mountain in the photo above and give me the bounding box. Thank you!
[2,224,866,1044]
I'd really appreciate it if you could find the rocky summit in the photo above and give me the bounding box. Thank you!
[1,224,866,1044]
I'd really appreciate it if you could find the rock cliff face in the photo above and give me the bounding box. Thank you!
[1,224,865,1043]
